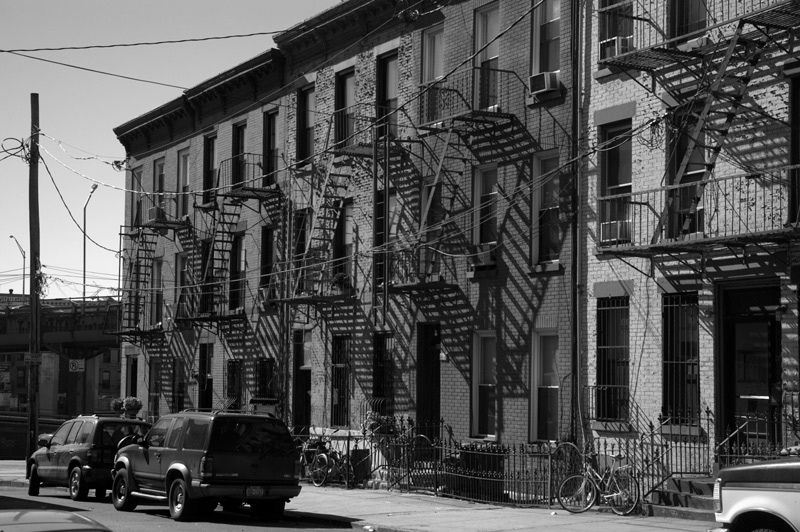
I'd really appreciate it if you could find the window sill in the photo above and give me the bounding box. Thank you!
[590,420,636,435]
[467,265,497,280]
[530,262,563,275]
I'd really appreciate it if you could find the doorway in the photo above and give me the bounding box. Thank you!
[719,284,781,445]
[416,323,441,439]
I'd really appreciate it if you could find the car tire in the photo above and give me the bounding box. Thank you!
[169,477,197,521]
[27,465,39,496]
[252,499,285,522]
[69,466,89,501]
[112,468,137,512]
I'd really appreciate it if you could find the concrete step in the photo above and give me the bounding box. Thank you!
[645,503,716,522]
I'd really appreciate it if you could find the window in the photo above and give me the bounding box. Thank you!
[533,153,561,263]
[256,358,276,399]
[297,87,316,163]
[599,121,632,244]
[128,356,138,398]
[533,0,560,73]
[372,333,394,415]
[149,358,162,419]
[65,421,83,445]
[232,122,247,187]
[663,293,699,423]
[260,226,276,290]
[153,159,165,211]
[374,190,398,287]
[293,211,309,294]
[473,166,498,264]
[131,167,143,226]
[183,419,210,450]
[472,332,497,438]
[423,24,444,83]
[145,418,172,447]
[263,111,278,187]
[172,358,185,413]
[76,421,94,444]
[475,3,499,109]
[50,422,73,447]
[531,333,559,440]
[668,111,705,238]
[101,370,111,390]
[336,70,356,147]
[16,368,25,388]
[333,202,354,282]
[229,234,245,310]
[175,252,189,306]
[165,417,185,448]
[421,182,445,279]
[177,148,190,217]
[203,136,217,203]
[599,0,633,60]
[596,296,629,421]
[331,336,350,427]
[150,258,163,326]
[671,0,706,40]
[226,359,242,410]
[377,54,399,138]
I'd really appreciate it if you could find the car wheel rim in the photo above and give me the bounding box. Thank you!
[70,472,79,495]
[174,485,184,512]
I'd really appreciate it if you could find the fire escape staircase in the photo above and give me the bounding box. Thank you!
[651,20,769,249]
[203,195,244,321]
[291,154,351,303]
[174,222,201,325]
[114,228,161,344]
[450,110,538,165]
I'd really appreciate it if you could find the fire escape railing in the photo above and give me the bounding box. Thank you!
[418,66,529,126]
[596,168,793,251]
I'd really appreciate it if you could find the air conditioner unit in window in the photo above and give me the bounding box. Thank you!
[470,243,497,268]
[529,71,560,97]
[600,220,632,244]
[600,35,634,60]
[147,206,165,224]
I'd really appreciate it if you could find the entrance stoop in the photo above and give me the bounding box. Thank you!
[644,476,716,522]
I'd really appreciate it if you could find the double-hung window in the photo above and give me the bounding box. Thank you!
[472,331,497,438]
[533,0,560,74]
[599,121,632,244]
[533,153,561,263]
[473,166,498,265]
[336,70,356,147]
[475,3,499,110]
[599,0,633,60]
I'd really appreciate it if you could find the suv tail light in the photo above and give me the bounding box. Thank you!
[200,456,213,478]
[712,478,722,512]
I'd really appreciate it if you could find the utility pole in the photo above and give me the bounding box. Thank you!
[26,94,41,476]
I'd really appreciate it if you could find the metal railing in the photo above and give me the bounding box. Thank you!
[596,0,790,60]
[388,248,457,287]
[418,66,529,126]
[597,168,793,251]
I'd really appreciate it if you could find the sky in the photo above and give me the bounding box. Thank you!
[0,0,340,300]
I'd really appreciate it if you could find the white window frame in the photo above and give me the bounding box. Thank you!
[423,24,444,83]
[530,330,559,442]
[475,2,500,65]
[472,330,497,440]
[177,148,190,217]
[473,166,498,264]
[531,151,560,265]
[532,0,561,75]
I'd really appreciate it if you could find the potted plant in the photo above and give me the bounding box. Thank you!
[122,396,143,418]
[331,272,352,294]
[110,397,124,414]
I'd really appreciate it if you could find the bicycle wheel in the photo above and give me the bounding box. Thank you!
[607,468,639,516]
[558,474,597,513]
[309,454,328,487]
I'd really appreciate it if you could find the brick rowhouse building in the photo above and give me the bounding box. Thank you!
[112,0,578,448]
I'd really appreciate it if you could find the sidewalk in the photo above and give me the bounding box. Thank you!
[0,460,713,532]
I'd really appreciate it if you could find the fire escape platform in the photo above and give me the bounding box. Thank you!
[600,0,800,73]
[387,279,460,294]
[597,225,800,258]
[220,184,282,202]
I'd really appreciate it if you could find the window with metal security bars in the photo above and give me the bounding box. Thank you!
[372,333,394,415]
[226,360,242,410]
[172,358,185,413]
[596,296,629,421]
[662,293,699,423]
[149,359,161,420]
[255,358,276,400]
[331,336,350,427]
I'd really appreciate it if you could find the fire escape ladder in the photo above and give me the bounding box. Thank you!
[122,229,159,333]
[205,197,243,315]
[174,224,200,320]
[651,20,766,244]
[294,154,350,297]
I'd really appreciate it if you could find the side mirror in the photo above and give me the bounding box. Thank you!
[37,434,52,448]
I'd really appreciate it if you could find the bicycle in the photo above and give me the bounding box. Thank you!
[308,433,355,487]
[557,448,639,516]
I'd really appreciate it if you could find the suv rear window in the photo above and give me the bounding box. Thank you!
[102,422,148,448]
[208,418,295,455]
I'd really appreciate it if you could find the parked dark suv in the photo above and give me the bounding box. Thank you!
[111,410,301,522]
[28,415,151,500]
